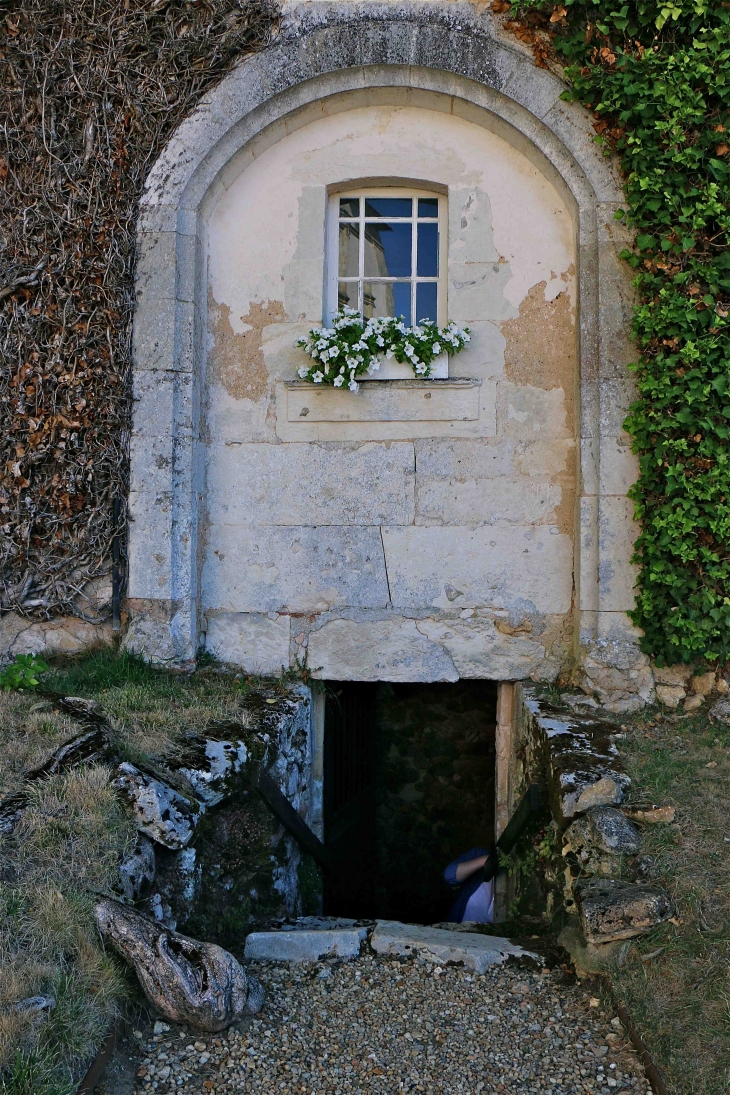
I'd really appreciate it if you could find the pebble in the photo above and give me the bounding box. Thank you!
[132,955,651,1094]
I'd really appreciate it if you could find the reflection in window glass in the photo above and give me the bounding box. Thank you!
[364,223,411,278]
[417,223,439,278]
[364,197,412,218]
[333,192,441,334]
[339,197,360,218]
[338,282,358,312]
[338,222,359,278]
[363,282,411,326]
[416,282,438,323]
[417,197,439,218]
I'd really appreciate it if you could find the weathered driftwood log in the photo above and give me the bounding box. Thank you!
[94,899,264,1030]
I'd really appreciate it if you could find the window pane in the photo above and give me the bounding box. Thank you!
[364,281,411,325]
[338,222,360,278]
[364,222,411,277]
[364,197,412,218]
[417,197,439,218]
[417,223,439,277]
[337,282,359,312]
[339,197,360,218]
[416,283,438,324]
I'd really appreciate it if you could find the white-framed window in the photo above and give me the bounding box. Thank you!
[326,187,447,327]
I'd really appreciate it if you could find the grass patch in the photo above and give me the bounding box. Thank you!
[608,705,730,1094]
[0,647,260,1090]
[43,646,250,764]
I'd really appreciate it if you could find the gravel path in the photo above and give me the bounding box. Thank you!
[132,955,650,1095]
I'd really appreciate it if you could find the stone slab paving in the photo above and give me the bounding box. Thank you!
[370,921,536,973]
[244,927,369,963]
[131,953,651,1095]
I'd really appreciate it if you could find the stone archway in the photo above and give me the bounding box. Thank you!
[127,1,640,691]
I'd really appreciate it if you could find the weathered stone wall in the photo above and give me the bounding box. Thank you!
[123,0,648,705]
[202,100,578,683]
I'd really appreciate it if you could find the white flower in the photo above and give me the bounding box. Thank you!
[369,359,380,372]
[334,375,344,387]
[297,367,308,378]
[376,335,385,347]
[312,371,324,383]
[432,342,441,355]
[348,378,359,392]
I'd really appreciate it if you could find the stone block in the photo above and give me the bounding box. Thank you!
[653,664,692,687]
[206,441,415,526]
[690,671,716,696]
[415,439,517,480]
[243,927,367,963]
[133,297,177,373]
[576,878,675,944]
[414,616,548,679]
[306,617,459,682]
[497,381,570,441]
[114,762,201,850]
[543,101,624,203]
[275,378,498,442]
[205,612,291,674]
[202,526,388,614]
[127,490,173,601]
[598,496,641,614]
[563,806,640,876]
[709,698,730,725]
[284,379,482,423]
[415,472,562,527]
[599,437,639,497]
[370,921,534,974]
[684,693,704,712]
[655,685,685,709]
[132,370,194,438]
[382,525,573,614]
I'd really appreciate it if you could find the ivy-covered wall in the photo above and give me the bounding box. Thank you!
[0,0,277,621]
[501,0,730,666]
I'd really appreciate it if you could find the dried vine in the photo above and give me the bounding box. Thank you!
[0,0,278,621]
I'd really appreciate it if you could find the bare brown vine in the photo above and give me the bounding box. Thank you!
[0,0,278,621]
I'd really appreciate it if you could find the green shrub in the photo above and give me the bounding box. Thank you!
[0,655,49,691]
[516,0,730,665]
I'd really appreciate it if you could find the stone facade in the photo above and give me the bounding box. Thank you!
[124,0,647,698]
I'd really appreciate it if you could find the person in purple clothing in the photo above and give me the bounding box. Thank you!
[443,846,495,924]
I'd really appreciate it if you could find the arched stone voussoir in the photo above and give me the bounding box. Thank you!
[139,0,624,228]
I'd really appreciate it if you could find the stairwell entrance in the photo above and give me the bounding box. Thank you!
[322,680,497,923]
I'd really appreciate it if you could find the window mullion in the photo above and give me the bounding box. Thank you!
[411,211,417,326]
[358,199,364,316]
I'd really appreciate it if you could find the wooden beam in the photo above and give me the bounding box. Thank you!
[252,764,342,878]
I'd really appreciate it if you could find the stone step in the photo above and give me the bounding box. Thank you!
[244,926,368,963]
[370,920,538,974]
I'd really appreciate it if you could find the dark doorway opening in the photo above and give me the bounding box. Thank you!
[322,680,497,923]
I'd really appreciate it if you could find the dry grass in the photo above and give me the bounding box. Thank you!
[608,704,730,1094]
[0,692,76,797]
[0,648,270,1091]
[0,764,136,1092]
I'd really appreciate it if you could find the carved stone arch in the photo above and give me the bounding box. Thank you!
[128,1,640,691]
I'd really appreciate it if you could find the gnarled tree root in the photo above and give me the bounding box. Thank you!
[95,899,264,1031]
